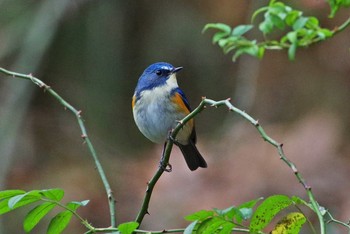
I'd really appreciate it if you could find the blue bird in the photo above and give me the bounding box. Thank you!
[132,62,207,171]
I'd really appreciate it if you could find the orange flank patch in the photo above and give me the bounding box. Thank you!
[172,92,190,115]
[132,95,136,108]
[171,93,194,139]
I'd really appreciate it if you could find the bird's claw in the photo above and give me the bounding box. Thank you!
[167,130,180,146]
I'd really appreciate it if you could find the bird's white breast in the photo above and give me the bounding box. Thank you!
[133,74,182,143]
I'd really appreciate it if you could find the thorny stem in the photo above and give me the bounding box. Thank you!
[0,67,117,228]
[135,98,207,225]
[137,97,327,232]
[85,227,256,234]
[4,67,347,233]
[202,98,326,233]
[333,16,350,35]
[326,210,350,229]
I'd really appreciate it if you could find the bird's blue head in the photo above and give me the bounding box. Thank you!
[134,62,183,94]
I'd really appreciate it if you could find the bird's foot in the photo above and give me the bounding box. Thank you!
[167,130,180,146]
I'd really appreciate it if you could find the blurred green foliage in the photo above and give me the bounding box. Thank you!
[203,0,350,61]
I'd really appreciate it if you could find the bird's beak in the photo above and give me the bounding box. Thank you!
[172,66,183,74]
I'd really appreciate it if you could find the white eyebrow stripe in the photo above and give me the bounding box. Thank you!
[160,65,171,70]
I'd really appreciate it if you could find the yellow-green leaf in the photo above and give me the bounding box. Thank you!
[250,195,293,233]
[271,212,306,234]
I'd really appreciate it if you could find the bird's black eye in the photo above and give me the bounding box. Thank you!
[155,70,162,76]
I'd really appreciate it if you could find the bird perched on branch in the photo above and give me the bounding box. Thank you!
[132,62,207,171]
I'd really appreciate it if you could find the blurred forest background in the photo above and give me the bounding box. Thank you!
[0,0,349,233]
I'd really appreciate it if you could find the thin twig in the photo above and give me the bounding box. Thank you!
[40,197,94,230]
[85,226,255,233]
[136,97,326,232]
[333,16,350,35]
[134,99,207,225]
[85,228,185,234]
[202,98,326,233]
[1,66,329,233]
[326,210,350,230]
[0,67,116,228]
[134,151,170,224]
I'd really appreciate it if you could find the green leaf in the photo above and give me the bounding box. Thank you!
[239,208,253,220]
[77,200,89,206]
[250,195,293,233]
[8,190,42,209]
[40,189,64,201]
[291,196,308,206]
[219,222,235,234]
[185,210,214,221]
[202,23,231,34]
[246,44,260,57]
[117,221,139,234]
[66,201,82,211]
[0,190,25,200]
[47,210,73,234]
[269,2,286,11]
[317,29,333,39]
[212,31,230,44]
[217,38,229,47]
[292,196,327,215]
[257,46,265,59]
[328,3,338,18]
[215,205,250,224]
[288,43,297,61]
[23,202,56,232]
[286,31,297,44]
[223,44,237,54]
[269,13,285,30]
[259,18,274,34]
[45,199,88,234]
[214,206,235,217]
[0,191,42,215]
[233,197,262,223]
[251,6,269,23]
[0,198,12,214]
[65,200,89,209]
[232,25,253,36]
[293,17,308,30]
[271,212,306,234]
[197,217,227,234]
[203,220,227,234]
[306,17,319,29]
[218,37,239,50]
[184,221,198,234]
[285,10,301,26]
[232,44,261,61]
[327,0,350,18]
[232,48,246,61]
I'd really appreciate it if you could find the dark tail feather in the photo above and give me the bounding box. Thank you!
[178,142,207,171]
